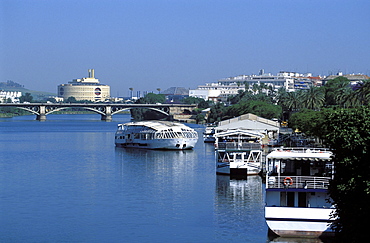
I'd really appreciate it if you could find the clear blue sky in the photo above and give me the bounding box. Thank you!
[1,0,369,96]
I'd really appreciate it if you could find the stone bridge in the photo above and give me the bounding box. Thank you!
[0,103,198,121]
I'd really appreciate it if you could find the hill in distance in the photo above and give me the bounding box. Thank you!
[1,80,56,100]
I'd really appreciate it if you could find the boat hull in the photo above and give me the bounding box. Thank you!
[216,161,261,175]
[115,138,197,150]
[265,206,335,238]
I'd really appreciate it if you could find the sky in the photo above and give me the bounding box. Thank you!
[1,0,369,96]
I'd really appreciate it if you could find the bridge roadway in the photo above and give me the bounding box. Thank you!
[0,103,197,121]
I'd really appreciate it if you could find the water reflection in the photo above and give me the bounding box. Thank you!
[269,237,326,243]
[114,147,198,178]
[215,175,267,241]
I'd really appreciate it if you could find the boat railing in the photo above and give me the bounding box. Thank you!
[272,147,331,153]
[266,176,331,189]
[217,142,261,150]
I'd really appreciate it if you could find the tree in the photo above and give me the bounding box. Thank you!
[65,96,77,103]
[207,102,227,124]
[131,93,167,120]
[354,79,370,105]
[334,83,358,108]
[319,107,370,242]
[195,113,205,124]
[182,96,211,109]
[301,86,325,110]
[324,77,351,106]
[226,100,281,120]
[19,92,33,103]
[288,108,326,137]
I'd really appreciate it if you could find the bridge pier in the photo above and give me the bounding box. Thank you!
[101,106,112,121]
[101,114,112,121]
[36,105,47,121]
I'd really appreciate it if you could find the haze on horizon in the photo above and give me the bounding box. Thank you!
[1,0,369,96]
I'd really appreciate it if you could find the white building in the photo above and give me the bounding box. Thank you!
[190,70,321,102]
[0,90,22,103]
[58,69,110,102]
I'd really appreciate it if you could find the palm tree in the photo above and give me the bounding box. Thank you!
[284,90,303,112]
[355,80,370,105]
[334,84,359,108]
[301,86,325,110]
[156,88,161,94]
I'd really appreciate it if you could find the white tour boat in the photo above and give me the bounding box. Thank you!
[215,129,264,176]
[115,120,198,150]
[265,147,335,238]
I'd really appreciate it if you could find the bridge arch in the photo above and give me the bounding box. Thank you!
[16,106,40,116]
[43,106,106,116]
[111,107,170,116]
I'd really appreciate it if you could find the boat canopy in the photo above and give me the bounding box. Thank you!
[122,121,193,132]
[266,149,333,161]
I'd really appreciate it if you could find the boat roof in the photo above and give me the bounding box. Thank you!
[216,114,279,132]
[214,129,264,138]
[118,120,194,131]
[266,148,333,160]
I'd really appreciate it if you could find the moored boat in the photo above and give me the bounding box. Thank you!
[203,126,216,143]
[265,147,335,238]
[115,120,198,150]
[215,129,264,177]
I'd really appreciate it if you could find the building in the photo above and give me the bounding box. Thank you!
[322,72,370,85]
[0,90,22,103]
[189,70,322,102]
[58,69,110,102]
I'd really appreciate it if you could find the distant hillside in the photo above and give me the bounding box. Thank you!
[1,80,56,100]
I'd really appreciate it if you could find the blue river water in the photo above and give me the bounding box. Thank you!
[0,114,315,242]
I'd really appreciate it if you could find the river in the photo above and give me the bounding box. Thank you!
[0,114,321,242]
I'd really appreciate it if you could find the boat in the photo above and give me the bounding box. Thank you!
[115,120,198,150]
[265,147,335,238]
[203,126,216,143]
[215,129,264,176]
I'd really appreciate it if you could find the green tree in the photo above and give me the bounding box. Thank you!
[195,113,205,124]
[207,102,227,124]
[65,96,77,103]
[182,96,211,109]
[19,92,33,103]
[319,107,370,242]
[226,100,281,120]
[288,108,326,137]
[131,93,167,120]
[334,83,358,108]
[354,79,370,105]
[301,86,325,110]
[324,77,351,106]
